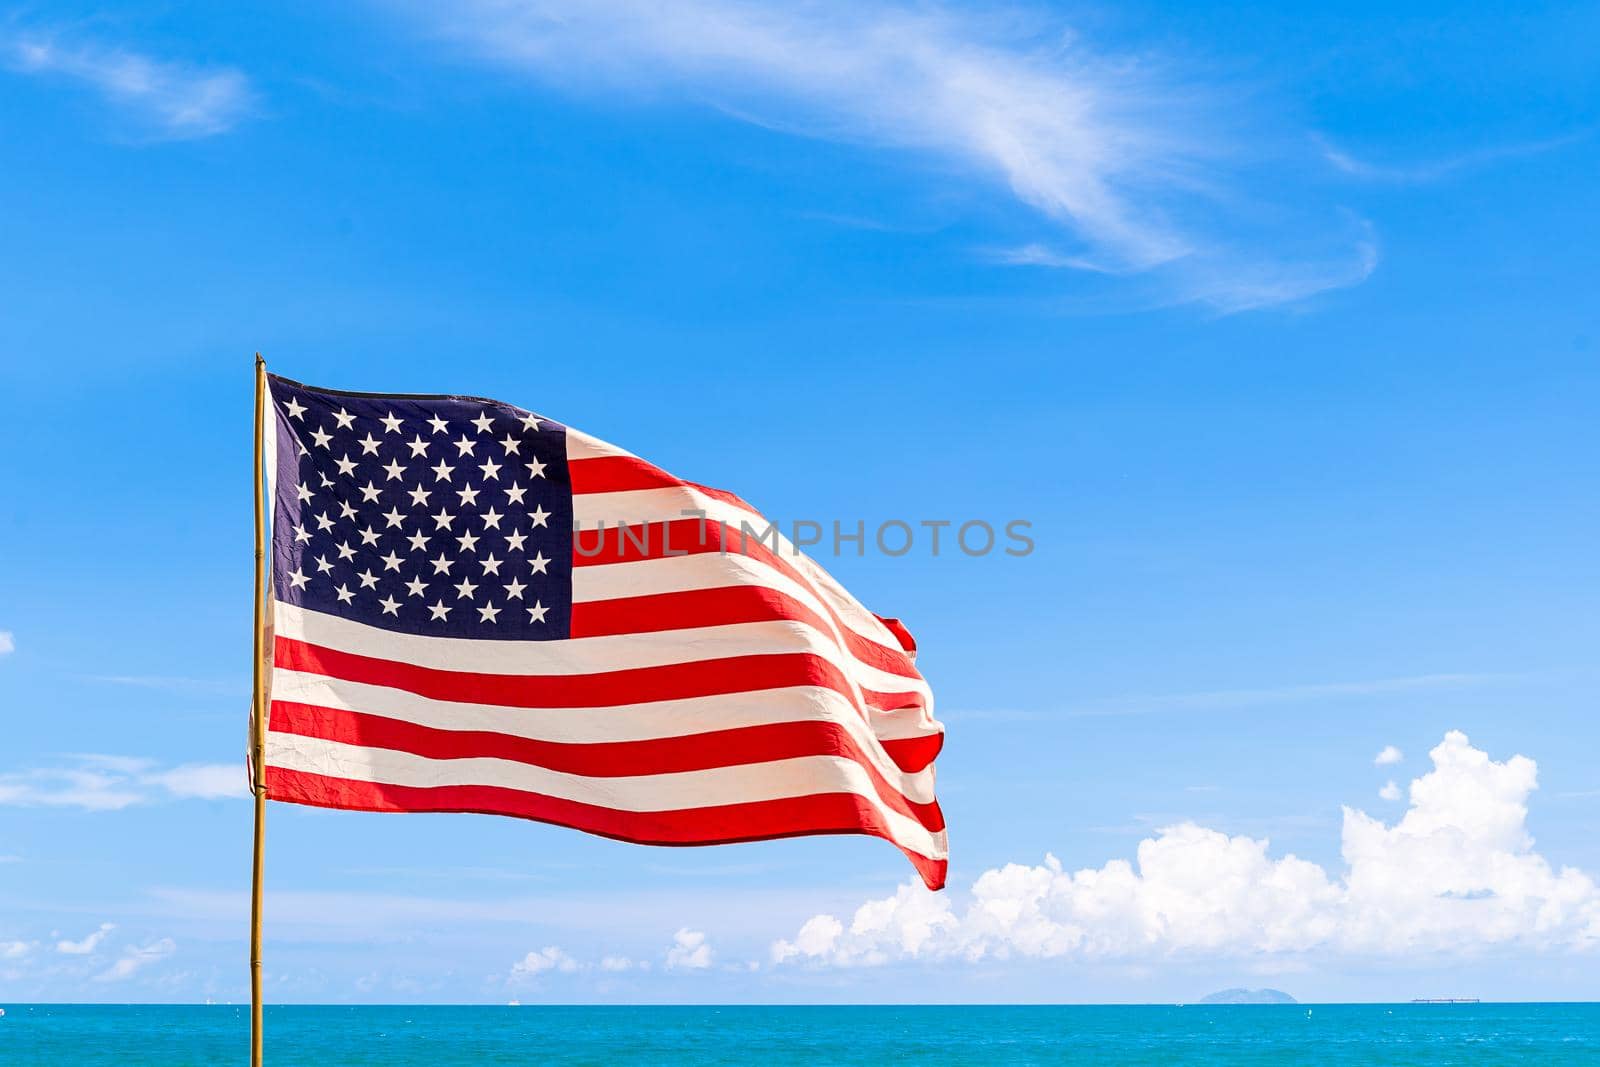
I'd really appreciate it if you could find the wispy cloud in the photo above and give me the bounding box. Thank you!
[400,0,1375,311]
[0,630,13,655]
[57,922,114,955]
[0,756,246,810]
[1316,131,1587,183]
[95,937,175,981]
[3,29,253,141]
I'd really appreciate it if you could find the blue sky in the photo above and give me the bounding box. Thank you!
[0,0,1597,1004]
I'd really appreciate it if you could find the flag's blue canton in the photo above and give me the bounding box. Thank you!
[268,376,573,640]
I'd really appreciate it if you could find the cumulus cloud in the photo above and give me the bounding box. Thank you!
[772,732,1600,966]
[0,756,245,810]
[402,0,1374,311]
[599,955,644,972]
[0,631,13,655]
[510,946,580,979]
[2,30,253,140]
[57,922,114,955]
[95,938,175,981]
[1375,745,1404,766]
[665,928,713,970]
[1379,781,1402,802]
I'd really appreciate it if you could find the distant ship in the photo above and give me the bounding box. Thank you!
[1410,998,1480,1004]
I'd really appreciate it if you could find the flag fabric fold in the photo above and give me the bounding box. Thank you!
[260,375,947,889]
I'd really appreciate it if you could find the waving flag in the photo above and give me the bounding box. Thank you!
[259,375,946,888]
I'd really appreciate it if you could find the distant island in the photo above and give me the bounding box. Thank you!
[1197,988,1298,1005]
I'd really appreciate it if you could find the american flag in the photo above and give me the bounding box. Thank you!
[260,375,946,889]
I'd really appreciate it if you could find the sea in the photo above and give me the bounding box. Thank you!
[2,1003,1597,1065]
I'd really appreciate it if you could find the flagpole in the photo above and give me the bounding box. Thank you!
[250,353,268,1067]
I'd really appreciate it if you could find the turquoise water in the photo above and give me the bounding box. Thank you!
[2,1004,1597,1064]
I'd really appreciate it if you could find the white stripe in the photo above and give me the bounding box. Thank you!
[266,732,948,861]
[572,485,915,659]
[565,425,639,462]
[268,668,940,803]
[275,601,928,702]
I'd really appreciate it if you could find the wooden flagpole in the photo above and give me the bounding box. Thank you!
[250,353,268,1067]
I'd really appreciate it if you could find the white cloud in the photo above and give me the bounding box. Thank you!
[599,955,642,972]
[57,922,115,955]
[3,31,252,140]
[0,940,35,959]
[0,631,13,655]
[1379,781,1402,802]
[402,0,1375,311]
[772,732,1600,966]
[665,928,713,970]
[1315,131,1585,184]
[1375,745,1404,766]
[95,938,175,981]
[0,757,245,810]
[510,946,579,979]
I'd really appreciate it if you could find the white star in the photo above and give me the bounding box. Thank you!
[505,529,528,552]
[431,459,455,482]
[382,506,406,529]
[432,508,456,531]
[406,435,430,458]
[318,471,335,488]
[310,426,332,449]
[314,554,334,574]
[288,568,309,591]
[456,530,480,553]
[529,551,550,574]
[359,481,382,503]
[382,459,406,481]
[314,511,335,532]
[525,456,547,479]
[335,454,357,477]
[503,577,526,600]
[405,576,428,598]
[338,500,358,521]
[529,504,550,528]
[455,484,480,507]
[335,583,355,604]
[380,412,404,434]
[453,435,478,457]
[406,530,431,552]
[428,600,452,620]
[505,482,528,505]
[520,413,542,431]
[427,414,449,435]
[431,553,454,575]
[471,412,495,435]
[478,458,502,481]
[527,600,549,623]
[380,550,404,572]
[332,407,356,430]
[481,507,503,529]
[336,540,356,561]
[292,524,311,544]
[477,602,502,623]
[358,525,380,546]
[357,569,380,590]
[379,595,401,616]
[284,396,306,420]
[298,441,309,458]
[500,434,522,456]
[406,485,432,507]
[480,554,503,576]
[295,482,312,504]
[358,433,381,456]
[454,577,478,600]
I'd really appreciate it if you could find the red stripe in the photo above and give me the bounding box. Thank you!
[268,700,945,832]
[570,586,921,683]
[568,455,680,494]
[275,636,924,715]
[573,518,920,681]
[265,765,947,891]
